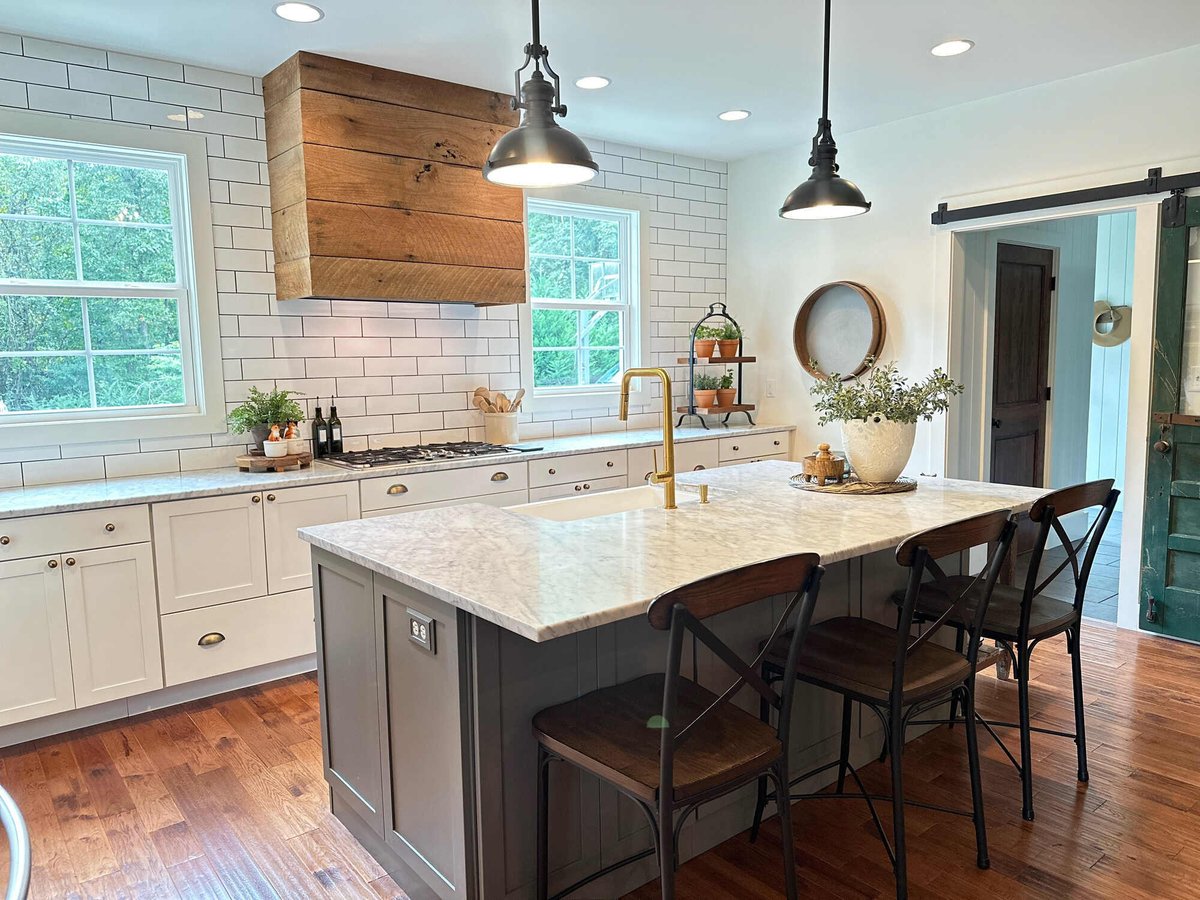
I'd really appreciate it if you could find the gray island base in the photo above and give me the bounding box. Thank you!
[300,461,1046,899]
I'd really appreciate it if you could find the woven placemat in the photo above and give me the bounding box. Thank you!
[789,474,917,495]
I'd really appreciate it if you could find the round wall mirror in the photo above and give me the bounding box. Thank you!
[793,281,886,380]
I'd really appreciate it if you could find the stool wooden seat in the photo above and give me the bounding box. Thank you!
[894,479,1120,822]
[752,509,1018,900]
[533,553,824,900]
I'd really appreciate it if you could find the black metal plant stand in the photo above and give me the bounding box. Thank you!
[676,302,756,430]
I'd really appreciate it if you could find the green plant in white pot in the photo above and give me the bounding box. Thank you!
[810,359,963,483]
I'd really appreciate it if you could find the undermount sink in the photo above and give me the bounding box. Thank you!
[509,484,700,522]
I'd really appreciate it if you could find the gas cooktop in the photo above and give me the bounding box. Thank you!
[319,441,536,470]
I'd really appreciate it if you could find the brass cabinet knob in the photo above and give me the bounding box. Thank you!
[773,440,781,446]
[251,495,261,503]
[197,632,226,647]
[0,535,9,545]
[583,483,591,490]
[65,557,76,567]
[47,558,58,569]
[548,467,557,475]
[105,523,115,532]
[606,461,614,468]
[387,484,409,495]
[1154,439,1172,454]
[574,484,582,492]
[491,472,509,482]
[266,493,276,502]
[732,445,739,451]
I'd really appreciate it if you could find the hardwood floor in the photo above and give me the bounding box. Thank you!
[2,620,1197,898]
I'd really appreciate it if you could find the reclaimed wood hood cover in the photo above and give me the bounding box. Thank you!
[262,52,526,305]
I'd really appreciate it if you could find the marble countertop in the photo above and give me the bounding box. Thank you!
[299,461,1048,643]
[0,423,792,519]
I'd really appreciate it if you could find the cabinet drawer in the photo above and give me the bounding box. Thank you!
[362,489,529,517]
[528,450,627,488]
[361,462,529,512]
[0,504,150,563]
[160,590,316,686]
[527,474,628,502]
[718,432,789,462]
[628,441,718,485]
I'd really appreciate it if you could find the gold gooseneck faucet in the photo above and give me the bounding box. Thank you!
[619,368,676,509]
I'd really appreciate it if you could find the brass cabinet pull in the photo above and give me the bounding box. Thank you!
[387,484,409,495]
[266,493,276,501]
[47,558,58,569]
[251,495,261,503]
[65,557,76,567]
[105,523,115,532]
[490,472,509,482]
[693,464,706,471]
[0,535,9,545]
[198,632,226,648]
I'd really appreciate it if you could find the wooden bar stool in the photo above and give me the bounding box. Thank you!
[899,479,1120,821]
[532,553,825,900]
[751,509,1017,900]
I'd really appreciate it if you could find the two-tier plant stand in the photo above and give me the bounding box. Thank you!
[676,302,756,429]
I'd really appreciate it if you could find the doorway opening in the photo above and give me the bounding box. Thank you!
[951,211,1135,623]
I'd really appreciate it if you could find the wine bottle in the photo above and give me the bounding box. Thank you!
[328,402,344,454]
[313,399,329,457]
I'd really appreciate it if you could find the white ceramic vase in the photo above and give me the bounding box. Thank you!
[840,416,917,484]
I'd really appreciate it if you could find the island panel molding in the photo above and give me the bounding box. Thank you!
[263,52,526,304]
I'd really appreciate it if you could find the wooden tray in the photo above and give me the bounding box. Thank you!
[236,450,313,473]
[789,474,917,495]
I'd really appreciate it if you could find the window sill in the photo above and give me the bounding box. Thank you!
[527,386,651,414]
[0,407,229,450]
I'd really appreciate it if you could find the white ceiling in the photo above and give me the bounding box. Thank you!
[7,1,1200,160]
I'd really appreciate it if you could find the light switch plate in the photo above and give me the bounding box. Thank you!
[407,608,436,654]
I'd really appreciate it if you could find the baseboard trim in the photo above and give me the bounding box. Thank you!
[0,654,316,749]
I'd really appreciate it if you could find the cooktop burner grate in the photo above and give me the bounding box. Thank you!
[320,441,521,469]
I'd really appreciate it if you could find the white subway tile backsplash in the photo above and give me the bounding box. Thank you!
[105,450,180,479]
[23,456,105,486]
[183,65,254,93]
[148,77,220,108]
[23,38,106,67]
[67,65,146,99]
[110,95,183,126]
[28,84,110,117]
[0,78,26,107]
[106,51,182,81]
[0,33,21,56]
[0,53,67,87]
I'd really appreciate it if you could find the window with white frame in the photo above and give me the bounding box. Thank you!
[0,137,197,423]
[527,199,640,397]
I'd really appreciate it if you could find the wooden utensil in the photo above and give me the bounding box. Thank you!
[496,393,510,412]
[510,388,525,411]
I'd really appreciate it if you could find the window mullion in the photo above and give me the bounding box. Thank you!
[80,297,98,408]
[67,158,84,282]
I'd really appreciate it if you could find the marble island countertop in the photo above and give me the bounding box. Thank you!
[299,460,1048,643]
[0,423,791,520]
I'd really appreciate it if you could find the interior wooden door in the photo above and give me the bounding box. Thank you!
[1142,193,1200,639]
[990,242,1054,489]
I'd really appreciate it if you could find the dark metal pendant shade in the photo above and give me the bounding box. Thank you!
[780,0,870,219]
[484,72,598,187]
[484,0,598,188]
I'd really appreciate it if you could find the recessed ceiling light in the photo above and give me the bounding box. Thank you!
[718,109,751,122]
[574,75,610,90]
[931,39,974,57]
[274,2,324,23]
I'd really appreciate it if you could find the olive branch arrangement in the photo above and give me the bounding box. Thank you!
[809,358,964,426]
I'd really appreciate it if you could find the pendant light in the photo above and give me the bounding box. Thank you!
[780,0,871,219]
[483,0,598,188]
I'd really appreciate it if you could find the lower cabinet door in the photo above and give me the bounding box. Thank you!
[263,482,361,595]
[0,556,74,727]
[62,543,163,708]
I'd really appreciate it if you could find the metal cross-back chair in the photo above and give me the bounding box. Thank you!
[900,479,1120,821]
[532,553,824,900]
[1,782,30,900]
[751,509,1018,900]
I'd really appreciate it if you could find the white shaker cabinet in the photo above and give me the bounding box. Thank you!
[61,543,163,708]
[263,482,360,594]
[0,555,75,727]
[153,493,268,614]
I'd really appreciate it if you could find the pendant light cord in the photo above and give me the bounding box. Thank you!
[531,0,542,57]
[821,0,831,121]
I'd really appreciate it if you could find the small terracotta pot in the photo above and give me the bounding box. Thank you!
[693,338,717,360]
[715,388,737,407]
[693,389,718,409]
[716,339,740,359]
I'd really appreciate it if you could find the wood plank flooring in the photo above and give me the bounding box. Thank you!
[2,620,1197,898]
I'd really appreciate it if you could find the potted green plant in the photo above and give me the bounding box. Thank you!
[693,325,721,360]
[716,321,742,359]
[228,386,306,453]
[810,359,963,483]
[716,369,737,407]
[693,372,720,409]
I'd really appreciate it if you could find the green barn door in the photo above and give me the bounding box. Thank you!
[1142,193,1200,638]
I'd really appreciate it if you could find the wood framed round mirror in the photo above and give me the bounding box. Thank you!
[793,281,886,380]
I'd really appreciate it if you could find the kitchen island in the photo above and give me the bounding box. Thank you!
[299,461,1046,900]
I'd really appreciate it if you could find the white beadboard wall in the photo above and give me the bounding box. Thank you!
[0,33,729,488]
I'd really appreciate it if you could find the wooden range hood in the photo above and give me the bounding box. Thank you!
[262,52,526,305]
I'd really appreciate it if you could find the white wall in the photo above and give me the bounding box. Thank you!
[1088,211,1136,509]
[727,43,1200,474]
[0,33,728,487]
